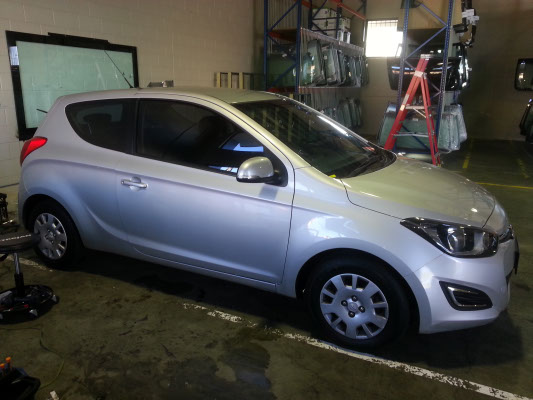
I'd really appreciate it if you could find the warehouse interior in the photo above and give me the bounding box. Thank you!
[0,1,532,399]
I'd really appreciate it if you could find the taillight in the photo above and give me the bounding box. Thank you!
[20,137,47,165]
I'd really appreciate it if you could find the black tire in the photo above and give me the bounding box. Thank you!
[28,199,84,269]
[306,255,410,349]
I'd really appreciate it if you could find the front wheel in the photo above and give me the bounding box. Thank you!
[29,200,84,269]
[306,256,410,348]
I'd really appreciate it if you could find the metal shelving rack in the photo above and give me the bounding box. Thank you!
[396,0,456,141]
[263,0,366,95]
[308,0,366,41]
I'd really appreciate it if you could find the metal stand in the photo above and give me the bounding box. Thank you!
[13,253,25,297]
[0,232,57,320]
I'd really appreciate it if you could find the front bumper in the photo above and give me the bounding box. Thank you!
[407,237,518,334]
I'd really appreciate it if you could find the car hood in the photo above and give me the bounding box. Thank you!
[341,157,495,227]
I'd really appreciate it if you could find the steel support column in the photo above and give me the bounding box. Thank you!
[435,0,455,138]
[396,0,410,112]
[264,0,268,90]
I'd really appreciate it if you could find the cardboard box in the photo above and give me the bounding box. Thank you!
[312,8,333,19]
[341,17,351,31]
[462,9,475,17]
[312,19,329,32]
[324,17,350,32]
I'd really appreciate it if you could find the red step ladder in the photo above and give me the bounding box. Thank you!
[384,56,441,166]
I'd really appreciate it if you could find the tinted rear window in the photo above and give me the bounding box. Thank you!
[65,99,136,153]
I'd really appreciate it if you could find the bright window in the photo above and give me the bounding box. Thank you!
[365,19,403,57]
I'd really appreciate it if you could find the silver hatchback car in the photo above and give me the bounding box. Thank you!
[19,88,518,348]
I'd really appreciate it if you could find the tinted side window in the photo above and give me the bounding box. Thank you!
[65,99,136,153]
[137,100,268,175]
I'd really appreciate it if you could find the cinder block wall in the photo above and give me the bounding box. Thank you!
[0,0,257,187]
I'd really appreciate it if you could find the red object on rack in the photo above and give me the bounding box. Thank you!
[383,56,441,166]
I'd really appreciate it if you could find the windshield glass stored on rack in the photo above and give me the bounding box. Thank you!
[235,98,394,178]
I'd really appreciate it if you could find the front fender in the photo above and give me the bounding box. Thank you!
[278,203,442,298]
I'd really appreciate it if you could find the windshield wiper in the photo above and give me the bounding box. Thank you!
[348,153,384,177]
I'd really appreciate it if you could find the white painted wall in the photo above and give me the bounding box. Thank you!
[0,0,258,187]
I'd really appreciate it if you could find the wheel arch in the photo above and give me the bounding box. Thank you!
[22,194,59,228]
[295,248,420,331]
[22,194,85,246]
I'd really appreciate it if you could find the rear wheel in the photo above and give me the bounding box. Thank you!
[29,200,84,269]
[306,255,410,348]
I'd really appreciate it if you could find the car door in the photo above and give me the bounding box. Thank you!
[62,98,136,254]
[115,97,294,284]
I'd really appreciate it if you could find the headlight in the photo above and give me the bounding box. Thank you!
[400,217,498,258]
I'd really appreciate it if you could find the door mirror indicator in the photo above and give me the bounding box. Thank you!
[237,157,276,183]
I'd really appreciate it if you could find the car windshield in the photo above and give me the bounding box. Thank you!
[234,98,394,178]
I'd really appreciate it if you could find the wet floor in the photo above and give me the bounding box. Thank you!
[0,139,532,400]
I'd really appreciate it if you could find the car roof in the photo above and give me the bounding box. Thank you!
[58,87,279,105]
[140,87,278,104]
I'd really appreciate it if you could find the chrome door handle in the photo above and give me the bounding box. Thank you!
[121,179,147,189]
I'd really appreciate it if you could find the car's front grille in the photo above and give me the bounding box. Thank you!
[439,281,493,311]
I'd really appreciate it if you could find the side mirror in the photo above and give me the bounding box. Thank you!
[237,157,276,183]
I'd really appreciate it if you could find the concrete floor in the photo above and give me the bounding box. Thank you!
[1,139,532,400]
